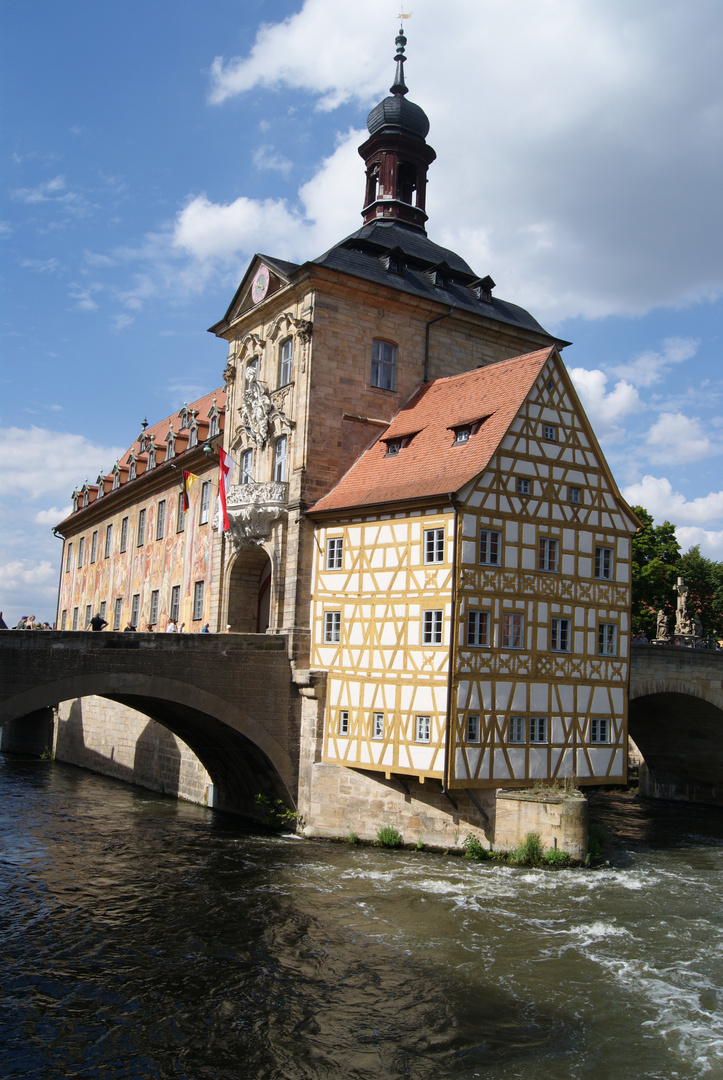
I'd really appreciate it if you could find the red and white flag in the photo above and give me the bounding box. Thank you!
[218,447,231,532]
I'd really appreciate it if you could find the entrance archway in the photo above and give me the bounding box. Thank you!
[227,547,273,633]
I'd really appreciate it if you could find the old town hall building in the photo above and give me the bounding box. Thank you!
[54,30,638,844]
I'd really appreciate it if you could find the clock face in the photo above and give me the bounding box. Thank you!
[251,265,270,304]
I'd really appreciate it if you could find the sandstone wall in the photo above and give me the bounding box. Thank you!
[55,696,213,805]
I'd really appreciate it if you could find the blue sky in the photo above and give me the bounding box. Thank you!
[1,0,722,626]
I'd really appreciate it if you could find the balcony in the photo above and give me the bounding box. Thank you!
[225,482,289,547]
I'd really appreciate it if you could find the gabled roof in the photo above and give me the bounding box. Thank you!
[309,348,555,514]
[209,254,300,332]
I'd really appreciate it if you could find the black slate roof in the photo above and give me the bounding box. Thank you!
[311,220,559,340]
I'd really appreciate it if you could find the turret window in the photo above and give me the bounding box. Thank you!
[371,339,397,391]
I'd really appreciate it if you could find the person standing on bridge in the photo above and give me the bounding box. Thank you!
[86,613,108,632]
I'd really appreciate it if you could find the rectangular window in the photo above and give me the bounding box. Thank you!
[338,710,349,736]
[595,546,613,580]
[170,585,180,623]
[551,617,571,652]
[104,524,113,558]
[502,612,524,648]
[90,531,98,563]
[150,590,159,627]
[99,601,107,622]
[136,509,146,547]
[240,448,253,485]
[77,537,85,568]
[422,609,443,645]
[539,537,559,572]
[568,486,581,504]
[373,712,384,740]
[119,516,129,553]
[530,717,548,743]
[279,337,293,386]
[192,581,204,622]
[509,716,525,743]
[176,496,185,533]
[199,482,211,525]
[156,500,166,540]
[415,715,431,743]
[72,607,79,631]
[479,529,501,565]
[273,437,287,483]
[84,604,92,629]
[324,611,341,644]
[113,598,122,631]
[61,610,67,630]
[371,339,397,390]
[424,527,445,564]
[543,424,557,441]
[598,623,617,656]
[467,610,489,647]
[326,537,343,570]
[454,427,470,444]
[467,714,480,743]
[65,543,73,572]
[591,718,610,744]
[131,594,140,628]
[517,477,530,495]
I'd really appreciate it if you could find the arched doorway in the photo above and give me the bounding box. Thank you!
[227,547,273,633]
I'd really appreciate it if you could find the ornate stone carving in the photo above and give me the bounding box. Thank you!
[294,318,313,343]
[656,609,669,641]
[223,361,236,385]
[674,577,691,635]
[239,367,294,449]
[221,481,289,547]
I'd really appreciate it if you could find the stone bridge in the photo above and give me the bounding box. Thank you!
[0,630,312,815]
[629,644,723,805]
[1,634,722,811]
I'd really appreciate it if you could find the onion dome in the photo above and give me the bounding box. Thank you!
[366,28,430,141]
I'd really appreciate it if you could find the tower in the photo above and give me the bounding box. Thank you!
[358,25,436,231]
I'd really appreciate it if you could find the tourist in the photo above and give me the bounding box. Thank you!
[15,616,27,629]
[166,619,178,633]
[201,623,210,633]
[224,624,231,634]
[178,622,185,633]
[124,622,137,632]
[86,613,108,632]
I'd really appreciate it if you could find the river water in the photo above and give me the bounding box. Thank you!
[1,755,722,1080]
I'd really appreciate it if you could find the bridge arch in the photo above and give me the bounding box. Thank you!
[0,632,300,816]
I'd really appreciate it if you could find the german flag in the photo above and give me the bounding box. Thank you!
[182,470,199,511]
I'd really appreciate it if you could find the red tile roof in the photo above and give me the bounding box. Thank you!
[65,388,226,516]
[309,349,555,513]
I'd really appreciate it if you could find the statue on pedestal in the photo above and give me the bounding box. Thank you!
[656,609,669,641]
[674,577,692,636]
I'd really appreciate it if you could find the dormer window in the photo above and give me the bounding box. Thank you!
[71,488,80,513]
[207,395,220,439]
[147,436,156,470]
[380,248,405,275]
[382,432,417,457]
[81,484,90,507]
[96,473,105,499]
[138,417,148,453]
[187,414,198,448]
[127,452,137,481]
[449,417,489,445]
[111,462,121,490]
[428,262,451,290]
[165,424,176,460]
[470,275,495,303]
[178,403,191,430]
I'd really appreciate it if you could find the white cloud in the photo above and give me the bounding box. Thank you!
[569,368,641,438]
[12,174,67,203]
[34,506,72,526]
[0,426,125,499]
[622,475,723,526]
[674,526,723,559]
[199,0,723,322]
[611,337,700,389]
[111,313,134,332]
[252,145,293,175]
[0,559,57,590]
[19,257,61,273]
[644,411,717,464]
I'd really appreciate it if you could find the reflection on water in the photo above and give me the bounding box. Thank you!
[1,756,722,1079]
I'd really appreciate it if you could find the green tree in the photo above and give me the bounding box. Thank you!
[630,505,681,638]
[679,546,723,638]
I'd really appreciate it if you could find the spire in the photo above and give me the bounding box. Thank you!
[390,26,409,96]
